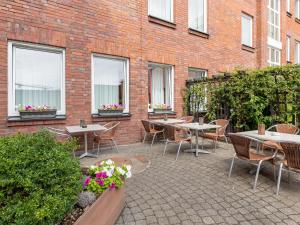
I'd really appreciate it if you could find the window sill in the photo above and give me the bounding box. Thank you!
[295,18,300,24]
[7,115,66,127]
[148,111,177,119]
[287,12,292,17]
[92,113,131,122]
[148,16,176,29]
[188,28,209,39]
[241,44,255,53]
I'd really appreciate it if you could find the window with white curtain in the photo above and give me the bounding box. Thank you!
[188,68,207,80]
[268,46,281,66]
[148,0,173,22]
[92,55,129,113]
[287,0,291,12]
[8,42,65,116]
[295,41,300,64]
[188,0,207,32]
[296,0,300,18]
[241,13,253,47]
[148,63,173,111]
[286,36,291,62]
[268,0,280,41]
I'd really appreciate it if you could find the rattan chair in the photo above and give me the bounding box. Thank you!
[263,124,299,151]
[93,121,120,155]
[276,142,300,195]
[141,120,165,149]
[200,119,229,152]
[228,133,278,190]
[163,125,192,161]
[179,116,194,123]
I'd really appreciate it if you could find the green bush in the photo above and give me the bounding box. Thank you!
[0,130,82,225]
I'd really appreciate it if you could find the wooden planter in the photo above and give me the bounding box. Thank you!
[98,109,123,116]
[75,187,125,225]
[19,109,57,119]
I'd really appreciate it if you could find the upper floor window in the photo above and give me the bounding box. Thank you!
[296,0,300,18]
[268,46,281,66]
[286,36,291,62]
[8,42,65,117]
[148,0,173,22]
[189,0,207,33]
[92,54,129,114]
[188,68,207,80]
[268,0,280,42]
[287,0,291,13]
[241,13,253,47]
[148,63,174,111]
[295,41,300,64]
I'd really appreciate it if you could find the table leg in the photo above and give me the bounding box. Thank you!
[79,133,98,159]
[184,129,210,156]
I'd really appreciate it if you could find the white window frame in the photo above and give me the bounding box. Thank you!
[286,35,291,62]
[188,0,208,33]
[268,46,281,66]
[268,0,281,49]
[8,41,66,117]
[148,62,174,112]
[241,13,253,47]
[296,0,300,18]
[295,41,300,64]
[287,0,291,12]
[188,67,208,80]
[148,0,174,22]
[91,54,130,114]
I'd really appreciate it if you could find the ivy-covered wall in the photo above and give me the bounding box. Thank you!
[184,65,300,131]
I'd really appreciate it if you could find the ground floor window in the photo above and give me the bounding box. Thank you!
[8,41,65,116]
[268,46,281,66]
[188,68,207,80]
[295,41,300,64]
[92,54,129,113]
[148,63,174,111]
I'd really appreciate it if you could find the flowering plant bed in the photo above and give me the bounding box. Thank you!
[98,104,124,115]
[153,104,172,113]
[18,105,57,119]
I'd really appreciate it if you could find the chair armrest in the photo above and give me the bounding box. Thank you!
[266,125,276,131]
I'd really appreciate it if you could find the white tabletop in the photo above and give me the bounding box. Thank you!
[66,124,107,134]
[177,123,221,130]
[237,130,300,144]
[151,119,186,125]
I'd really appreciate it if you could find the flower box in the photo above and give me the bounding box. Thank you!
[74,187,125,225]
[153,108,172,114]
[19,109,57,119]
[98,109,123,116]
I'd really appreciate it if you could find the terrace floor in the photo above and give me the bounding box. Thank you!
[80,140,300,225]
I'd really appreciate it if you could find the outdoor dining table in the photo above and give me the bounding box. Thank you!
[151,118,186,125]
[177,123,221,156]
[236,130,300,144]
[66,124,107,159]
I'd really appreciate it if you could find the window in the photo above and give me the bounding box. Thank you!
[287,0,291,12]
[8,42,65,117]
[92,55,129,114]
[148,63,174,111]
[268,46,281,66]
[296,0,300,18]
[188,68,207,80]
[286,36,291,62]
[295,41,300,64]
[268,0,280,41]
[189,0,207,33]
[148,0,173,22]
[241,13,253,47]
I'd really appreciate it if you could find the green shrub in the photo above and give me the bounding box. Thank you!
[0,130,82,225]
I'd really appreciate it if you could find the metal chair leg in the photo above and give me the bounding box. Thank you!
[163,140,168,156]
[97,142,101,156]
[225,136,228,143]
[214,140,217,152]
[150,133,157,150]
[162,131,166,141]
[288,167,291,184]
[253,160,263,190]
[143,133,147,143]
[276,163,283,195]
[176,141,183,161]
[228,154,236,177]
[273,164,277,181]
[112,139,119,153]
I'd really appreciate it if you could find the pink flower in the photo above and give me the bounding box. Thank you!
[109,183,116,190]
[97,179,104,186]
[84,177,91,186]
[95,171,108,179]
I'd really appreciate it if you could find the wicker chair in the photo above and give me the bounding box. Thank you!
[179,116,194,123]
[141,120,165,149]
[276,142,300,195]
[93,121,120,155]
[163,125,192,161]
[263,124,299,151]
[200,119,229,152]
[228,133,278,190]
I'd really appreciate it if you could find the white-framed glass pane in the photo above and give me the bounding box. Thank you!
[286,36,291,62]
[295,42,300,64]
[286,0,291,12]
[92,55,128,112]
[296,0,300,18]
[241,14,253,46]
[188,68,207,80]
[189,0,207,32]
[10,44,64,115]
[268,0,280,41]
[149,0,173,22]
[148,63,173,110]
[268,46,281,66]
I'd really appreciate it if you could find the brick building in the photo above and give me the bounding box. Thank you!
[0,0,299,144]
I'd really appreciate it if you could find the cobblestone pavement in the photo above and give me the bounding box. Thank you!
[81,139,300,225]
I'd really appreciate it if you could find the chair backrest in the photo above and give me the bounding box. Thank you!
[46,127,71,142]
[180,116,194,123]
[228,133,251,159]
[275,124,299,134]
[215,119,229,136]
[280,142,300,170]
[141,120,151,133]
[103,122,120,138]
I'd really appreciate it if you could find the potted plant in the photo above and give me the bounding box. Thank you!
[153,104,172,113]
[98,104,124,116]
[73,159,131,225]
[18,105,57,119]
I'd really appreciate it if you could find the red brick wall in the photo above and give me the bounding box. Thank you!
[0,0,298,144]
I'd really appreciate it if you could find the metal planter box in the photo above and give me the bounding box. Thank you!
[98,109,123,116]
[19,109,57,119]
[153,108,172,114]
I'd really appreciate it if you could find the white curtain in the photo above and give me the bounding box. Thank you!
[149,0,172,21]
[189,0,205,31]
[152,67,164,107]
[164,69,171,107]
[241,15,252,46]
[14,47,62,110]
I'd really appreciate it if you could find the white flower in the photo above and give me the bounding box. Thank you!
[106,159,113,165]
[90,165,96,169]
[126,165,132,171]
[117,167,126,175]
[126,171,132,178]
